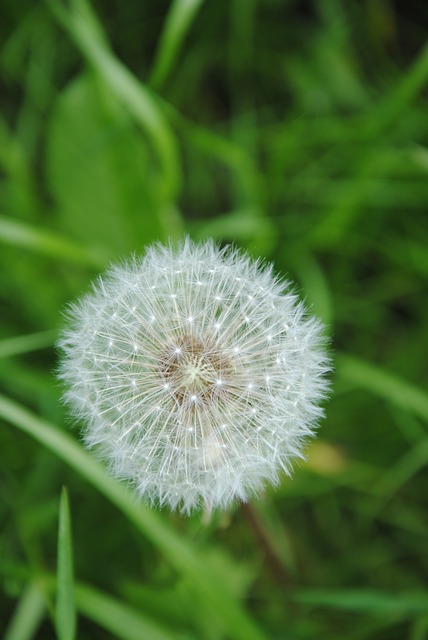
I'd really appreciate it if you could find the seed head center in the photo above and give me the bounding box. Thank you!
[178,357,216,391]
[159,335,231,404]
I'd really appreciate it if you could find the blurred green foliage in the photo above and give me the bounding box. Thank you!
[1,0,428,638]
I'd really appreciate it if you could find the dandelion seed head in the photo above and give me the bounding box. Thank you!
[58,239,330,513]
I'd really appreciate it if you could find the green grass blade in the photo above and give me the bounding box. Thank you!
[75,583,177,640]
[0,215,105,267]
[0,394,266,640]
[149,0,205,90]
[49,0,181,206]
[411,616,428,640]
[163,102,261,210]
[291,589,428,616]
[191,208,274,245]
[3,582,45,640]
[291,252,333,325]
[0,331,56,359]
[56,488,76,640]
[366,41,428,136]
[363,437,428,524]
[336,353,428,422]
[373,439,428,499]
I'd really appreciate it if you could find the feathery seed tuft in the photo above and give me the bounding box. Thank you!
[58,239,330,513]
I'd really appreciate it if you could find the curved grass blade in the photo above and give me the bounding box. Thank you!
[0,215,105,268]
[0,331,56,359]
[366,41,428,136]
[75,583,178,640]
[3,582,45,640]
[149,0,205,90]
[48,0,181,205]
[291,588,428,616]
[336,353,428,422]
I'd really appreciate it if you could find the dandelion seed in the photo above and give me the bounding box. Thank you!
[58,238,330,513]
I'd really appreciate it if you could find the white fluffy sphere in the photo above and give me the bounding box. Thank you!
[58,239,330,513]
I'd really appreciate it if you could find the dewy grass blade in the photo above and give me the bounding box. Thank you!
[0,394,266,640]
[56,488,76,640]
[336,353,428,422]
[149,0,205,90]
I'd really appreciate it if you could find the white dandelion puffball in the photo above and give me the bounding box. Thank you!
[58,239,330,513]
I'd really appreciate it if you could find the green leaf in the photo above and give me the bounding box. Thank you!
[3,582,45,640]
[56,488,76,640]
[46,73,170,257]
[49,0,182,209]
[0,394,266,640]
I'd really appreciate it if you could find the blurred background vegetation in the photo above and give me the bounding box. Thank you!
[1,0,428,638]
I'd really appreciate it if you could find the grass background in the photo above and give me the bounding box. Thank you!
[1,0,428,638]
